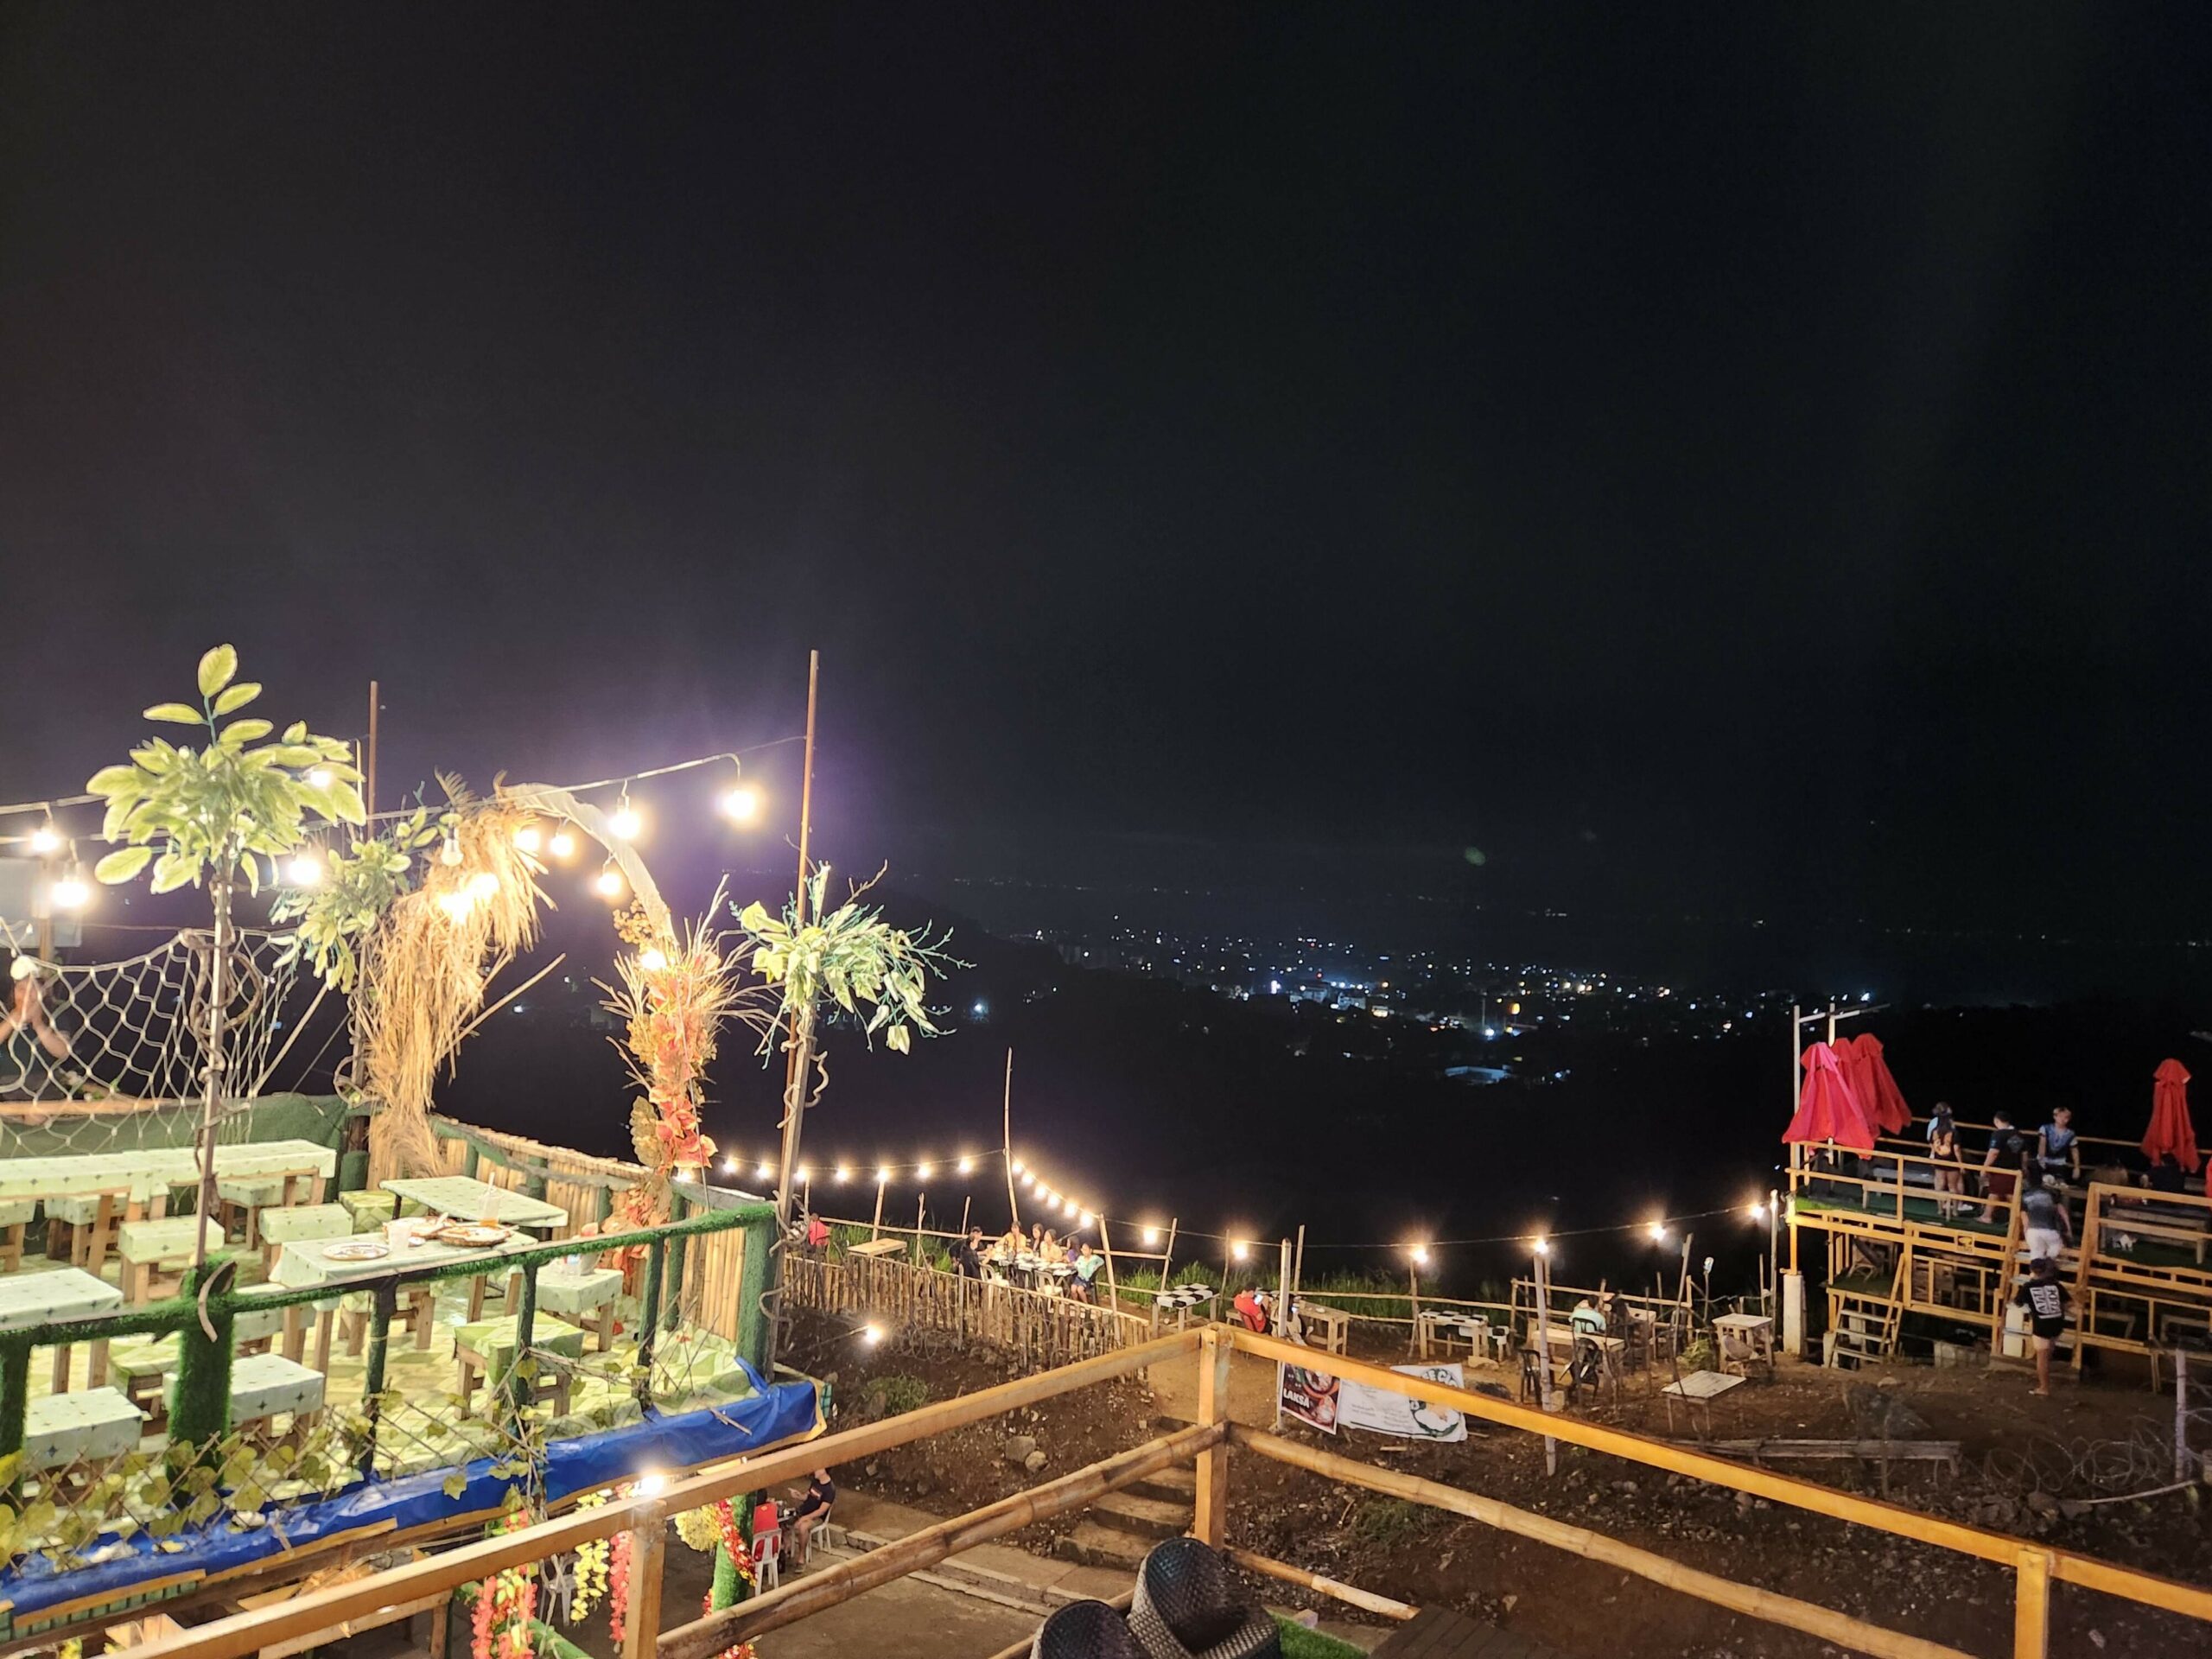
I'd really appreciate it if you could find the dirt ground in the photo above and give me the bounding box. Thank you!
[795,1314,2212,1658]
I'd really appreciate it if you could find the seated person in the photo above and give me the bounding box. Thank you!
[950,1226,987,1278]
[997,1224,1026,1258]
[788,1467,836,1561]
[804,1213,831,1253]
[2036,1106,2082,1185]
[1069,1242,1104,1303]
[1037,1229,1067,1265]
[1230,1287,1272,1332]
[1567,1296,1607,1338]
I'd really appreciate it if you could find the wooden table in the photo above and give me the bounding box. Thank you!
[847,1236,907,1259]
[1302,1303,1351,1355]
[379,1177,569,1235]
[266,1229,537,1367]
[0,1266,125,1389]
[1660,1367,1745,1433]
[1713,1313,1777,1377]
[0,1140,337,1213]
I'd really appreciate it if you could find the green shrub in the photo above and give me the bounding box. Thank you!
[1348,1497,1427,1545]
[861,1374,931,1419]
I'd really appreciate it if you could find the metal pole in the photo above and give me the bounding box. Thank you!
[1001,1049,1020,1230]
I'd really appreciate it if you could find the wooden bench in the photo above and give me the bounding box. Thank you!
[117,1214,230,1303]
[44,1187,131,1275]
[456,1314,585,1416]
[229,1353,326,1441]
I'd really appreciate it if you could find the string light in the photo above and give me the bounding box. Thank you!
[1079,1210,1094,1229]
[1230,1240,1250,1262]
[1531,1236,1551,1256]
[957,1156,975,1175]
[513,823,543,854]
[467,871,499,900]
[719,784,761,823]
[594,867,625,900]
[835,1166,851,1184]
[1749,1202,1768,1222]
[1010,1158,1024,1174]
[861,1324,885,1346]
[51,867,88,911]
[29,824,59,855]
[875,1166,891,1185]
[797,1166,811,1185]
[720,1155,738,1175]
[1649,1222,1669,1244]
[1408,1243,1430,1266]
[285,852,325,887]
[639,946,669,972]
[1020,1173,1035,1190]
[915,1162,934,1180]
[547,830,576,860]
[756,1162,775,1182]
[608,794,642,840]
[440,832,463,867]
[1142,1227,1161,1247]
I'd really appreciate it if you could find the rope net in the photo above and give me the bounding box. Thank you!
[0,926,305,1147]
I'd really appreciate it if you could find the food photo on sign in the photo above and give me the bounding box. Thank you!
[1279,1362,1466,1442]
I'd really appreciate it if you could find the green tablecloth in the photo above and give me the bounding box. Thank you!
[380,1177,569,1231]
[0,1266,124,1332]
[0,1140,337,1206]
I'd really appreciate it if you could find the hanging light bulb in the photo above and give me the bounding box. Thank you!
[915,1161,934,1180]
[1648,1222,1669,1244]
[440,831,463,866]
[608,794,641,840]
[797,1165,811,1185]
[436,890,474,922]
[875,1166,892,1185]
[1020,1173,1035,1190]
[1408,1243,1431,1267]
[1010,1158,1024,1174]
[719,783,762,823]
[957,1156,975,1175]
[513,823,543,855]
[1531,1236,1551,1257]
[468,871,499,900]
[29,823,60,855]
[1079,1210,1095,1229]
[834,1166,851,1184]
[286,852,326,887]
[639,946,669,973]
[721,1155,738,1175]
[306,767,334,790]
[1230,1240,1250,1262]
[51,865,89,911]
[547,829,577,860]
[756,1161,775,1182]
[594,866,626,900]
[1142,1226,1161,1247]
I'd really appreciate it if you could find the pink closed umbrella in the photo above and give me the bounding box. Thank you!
[1784,1041,1876,1153]
[2143,1058,2201,1175]
[1843,1032,1912,1135]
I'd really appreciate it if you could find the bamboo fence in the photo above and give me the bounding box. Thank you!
[784,1248,1149,1367]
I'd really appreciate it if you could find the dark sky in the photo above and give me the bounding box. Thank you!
[3,7,2209,970]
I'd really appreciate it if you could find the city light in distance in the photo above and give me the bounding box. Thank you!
[29,824,59,855]
[719,784,761,823]
[286,852,325,887]
[547,830,576,860]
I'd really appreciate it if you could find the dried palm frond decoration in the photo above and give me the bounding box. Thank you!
[355,777,550,1183]
[601,882,766,1233]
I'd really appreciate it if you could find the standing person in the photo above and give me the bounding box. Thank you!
[2020,1176,2072,1266]
[1980,1113,2026,1223]
[2037,1106,2082,1186]
[2012,1258,2069,1397]
[1930,1109,1967,1218]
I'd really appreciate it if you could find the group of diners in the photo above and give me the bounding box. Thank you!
[1917,1102,2195,1231]
[946,1223,1109,1303]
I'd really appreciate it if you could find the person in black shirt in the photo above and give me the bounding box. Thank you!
[950,1226,986,1279]
[2012,1257,2069,1396]
[789,1468,836,1561]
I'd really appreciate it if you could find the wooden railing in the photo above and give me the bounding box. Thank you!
[784,1246,1150,1366]
[122,1324,2212,1659]
[1789,1140,2022,1243]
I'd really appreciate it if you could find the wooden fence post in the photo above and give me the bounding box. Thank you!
[1194,1326,1233,1546]
[622,1504,667,1659]
[2013,1548,2051,1659]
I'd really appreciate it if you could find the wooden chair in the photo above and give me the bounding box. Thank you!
[0,1198,34,1270]
[216,1166,325,1249]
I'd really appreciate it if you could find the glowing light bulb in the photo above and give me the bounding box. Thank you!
[1230,1241,1250,1262]
[1409,1244,1430,1266]
[861,1323,885,1346]
[547,830,576,860]
[286,852,325,887]
[1079,1211,1094,1229]
[1531,1236,1550,1257]
[797,1166,811,1185]
[721,1156,738,1174]
[1749,1202,1767,1222]
[437,891,474,922]
[1649,1223,1669,1243]
[916,1162,934,1180]
[1020,1173,1035,1189]
[1010,1158,1024,1174]
[1142,1227,1161,1247]
[513,824,543,854]
[719,785,761,823]
[875,1166,891,1185]
[307,767,334,789]
[29,824,59,855]
[440,834,462,866]
[632,1471,668,1498]
[835,1166,851,1183]
[639,946,669,973]
[594,868,625,900]
[757,1162,775,1182]
[468,871,499,900]
[52,873,88,911]
[608,802,641,840]
[957,1156,975,1175]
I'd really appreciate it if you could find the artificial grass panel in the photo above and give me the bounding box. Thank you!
[1274,1616,1368,1659]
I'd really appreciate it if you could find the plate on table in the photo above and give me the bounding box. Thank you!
[323,1239,390,1262]
[433,1223,512,1248]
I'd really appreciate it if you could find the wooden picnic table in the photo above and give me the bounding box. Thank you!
[0,1139,337,1215]
[379,1176,569,1234]
[847,1236,907,1259]
[1302,1303,1351,1354]
[265,1227,538,1367]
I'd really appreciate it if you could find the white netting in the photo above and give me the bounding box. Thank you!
[0,926,304,1122]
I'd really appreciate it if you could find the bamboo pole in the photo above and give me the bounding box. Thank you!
[1097,1211,1121,1312]
[1233,1427,1972,1659]
[620,1505,667,1659]
[1160,1217,1178,1291]
[2013,1548,2050,1659]
[914,1193,926,1265]
[1292,1223,1306,1301]
[1408,1259,1422,1358]
[1001,1049,1020,1230]
[660,1423,1223,1658]
[870,1175,886,1241]
[1192,1325,1235,1547]
[1222,1548,1416,1621]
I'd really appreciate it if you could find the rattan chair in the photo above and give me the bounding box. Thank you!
[1127,1539,1278,1659]
[1033,1600,1148,1659]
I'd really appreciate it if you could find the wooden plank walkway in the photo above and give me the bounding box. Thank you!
[1370,1606,1564,1658]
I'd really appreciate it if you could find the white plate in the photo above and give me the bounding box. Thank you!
[323,1239,391,1262]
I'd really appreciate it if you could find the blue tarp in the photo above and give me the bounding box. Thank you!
[1,1368,821,1623]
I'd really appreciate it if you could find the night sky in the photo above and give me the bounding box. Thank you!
[4,7,2209,983]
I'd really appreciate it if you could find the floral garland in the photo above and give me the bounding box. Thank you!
[470,1512,540,1659]
[700,1500,758,1659]
[608,1525,633,1648]
[569,1491,611,1625]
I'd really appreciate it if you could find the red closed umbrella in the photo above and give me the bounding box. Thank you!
[2143,1058,2200,1175]
[1784,1041,1875,1152]
[1843,1033,1912,1135]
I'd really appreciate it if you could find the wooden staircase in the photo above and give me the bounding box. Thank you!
[1827,1258,1904,1368]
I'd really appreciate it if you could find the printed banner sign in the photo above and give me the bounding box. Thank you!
[1279,1361,1466,1441]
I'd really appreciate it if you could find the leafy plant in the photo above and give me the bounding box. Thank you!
[860,1374,931,1418]
[1348,1497,1428,1546]
[86,645,364,894]
[270,805,448,991]
[735,866,956,1056]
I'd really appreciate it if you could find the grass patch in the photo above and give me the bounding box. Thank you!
[859,1374,931,1419]
[1274,1617,1368,1659]
[1349,1496,1429,1546]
